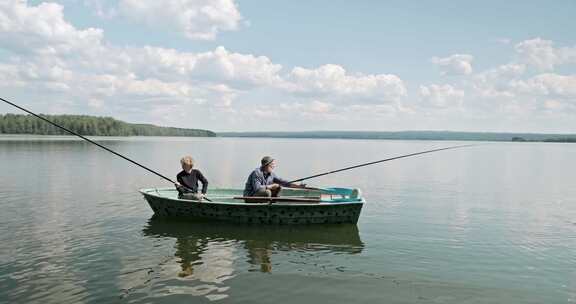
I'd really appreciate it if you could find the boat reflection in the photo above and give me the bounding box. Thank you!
[142,216,364,276]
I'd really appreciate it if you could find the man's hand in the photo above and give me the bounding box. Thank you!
[268,183,280,190]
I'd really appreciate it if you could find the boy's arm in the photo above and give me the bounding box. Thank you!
[197,170,209,194]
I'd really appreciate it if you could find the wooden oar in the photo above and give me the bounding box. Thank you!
[284,185,324,191]
[233,196,321,203]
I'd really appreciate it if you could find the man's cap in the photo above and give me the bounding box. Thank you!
[261,156,275,167]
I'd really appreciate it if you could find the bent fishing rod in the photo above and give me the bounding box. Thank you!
[289,144,475,184]
[1,97,212,201]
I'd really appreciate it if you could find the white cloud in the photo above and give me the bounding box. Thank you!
[515,38,576,71]
[286,64,406,104]
[515,38,559,71]
[464,66,576,118]
[0,0,104,55]
[192,46,283,87]
[2,2,574,131]
[491,63,526,78]
[431,54,474,75]
[0,62,29,87]
[472,63,525,99]
[0,1,411,127]
[510,73,576,97]
[113,46,283,88]
[0,0,277,126]
[419,84,464,108]
[0,1,413,128]
[117,0,243,40]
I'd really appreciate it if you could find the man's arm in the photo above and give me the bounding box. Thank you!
[272,174,291,187]
[273,174,306,188]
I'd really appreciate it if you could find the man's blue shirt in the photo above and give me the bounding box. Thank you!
[243,168,290,196]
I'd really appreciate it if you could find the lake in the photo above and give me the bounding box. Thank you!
[1,135,575,303]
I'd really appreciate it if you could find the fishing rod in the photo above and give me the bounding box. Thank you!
[1,97,212,202]
[288,144,475,183]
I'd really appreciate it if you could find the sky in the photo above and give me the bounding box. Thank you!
[1,0,575,132]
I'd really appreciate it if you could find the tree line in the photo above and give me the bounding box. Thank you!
[0,114,215,137]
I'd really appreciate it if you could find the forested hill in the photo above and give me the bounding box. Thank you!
[0,114,215,137]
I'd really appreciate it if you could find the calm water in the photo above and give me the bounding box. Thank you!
[1,135,575,303]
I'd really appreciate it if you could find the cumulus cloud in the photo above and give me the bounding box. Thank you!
[0,0,285,128]
[466,66,576,117]
[0,1,104,55]
[419,84,464,108]
[117,0,243,40]
[192,46,283,87]
[4,2,573,131]
[515,38,576,71]
[432,39,576,120]
[285,64,407,104]
[491,63,526,78]
[510,74,576,97]
[471,63,526,99]
[431,54,474,75]
[114,46,283,89]
[508,73,576,115]
[0,1,412,127]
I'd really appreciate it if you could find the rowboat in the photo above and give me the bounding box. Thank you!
[140,187,364,224]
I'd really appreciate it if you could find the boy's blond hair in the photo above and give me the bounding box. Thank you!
[180,156,194,167]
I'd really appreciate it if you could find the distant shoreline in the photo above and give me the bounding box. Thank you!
[2,112,574,143]
[217,131,576,143]
[2,131,576,143]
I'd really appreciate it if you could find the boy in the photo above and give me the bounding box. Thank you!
[176,156,208,201]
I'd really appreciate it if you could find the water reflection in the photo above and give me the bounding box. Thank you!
[143,216,364,272]
[141,217,364,300]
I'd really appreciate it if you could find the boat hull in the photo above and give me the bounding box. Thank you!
[141,188,364,225]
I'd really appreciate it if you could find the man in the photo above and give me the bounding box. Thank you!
[175,156,208,201]
[243,156,304,198]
